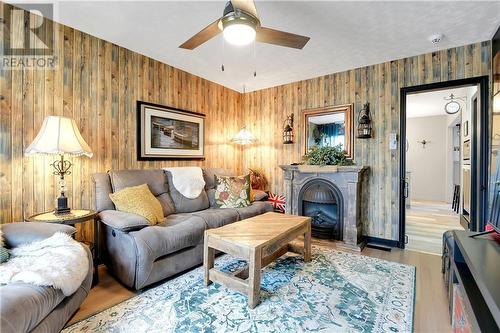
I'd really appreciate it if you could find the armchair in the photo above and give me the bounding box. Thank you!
[0,222,93,333]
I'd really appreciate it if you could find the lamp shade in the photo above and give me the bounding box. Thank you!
[231,127,257,145]
[25,116,93,157]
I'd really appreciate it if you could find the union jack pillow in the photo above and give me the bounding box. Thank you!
[268,192,286,213]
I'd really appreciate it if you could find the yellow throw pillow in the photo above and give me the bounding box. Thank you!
[249,186,255,202]
[109,184,164,225]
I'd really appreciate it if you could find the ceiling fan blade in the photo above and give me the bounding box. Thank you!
[230,0,258,18]
[256,27,310,49]
[179,19,222,50]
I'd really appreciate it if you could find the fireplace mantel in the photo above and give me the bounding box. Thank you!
[281,164,367,174]
[280,164,369,251]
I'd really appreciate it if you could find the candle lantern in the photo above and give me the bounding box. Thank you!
[283,114,294,144]
[357,103,372,139]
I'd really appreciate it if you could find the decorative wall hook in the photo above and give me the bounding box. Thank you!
[417,139,429,148]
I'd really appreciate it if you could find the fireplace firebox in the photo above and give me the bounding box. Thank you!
[299,181,342,240]
[280,164,368,251]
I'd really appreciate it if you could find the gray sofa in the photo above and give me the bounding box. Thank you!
[0,222,93,333]
[92,168,273,290]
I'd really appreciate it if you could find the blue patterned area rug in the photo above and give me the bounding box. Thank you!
[64,247,415,333]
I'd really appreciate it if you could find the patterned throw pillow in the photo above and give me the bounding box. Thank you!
[0,229,9,263]
[268,192,286,213]
[109,184,164,225]
[214,175,252,208]
[0,247,9,263]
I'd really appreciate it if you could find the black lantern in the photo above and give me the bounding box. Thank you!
[283,114,294,144]
[357,103,372,139]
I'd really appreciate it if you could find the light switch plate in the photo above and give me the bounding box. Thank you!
[390,133,398,150]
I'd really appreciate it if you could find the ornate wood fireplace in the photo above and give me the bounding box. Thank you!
[280,165,368,251]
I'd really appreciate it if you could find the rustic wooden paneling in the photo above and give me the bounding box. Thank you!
[0,5,242,243]
[0,3,493,244]
[242,41,491,240]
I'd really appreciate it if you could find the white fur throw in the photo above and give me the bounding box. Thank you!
[163,167,206,199]
[0,232,89,296]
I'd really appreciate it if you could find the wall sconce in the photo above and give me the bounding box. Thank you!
[283,114,294,144]
[357,103,372,139]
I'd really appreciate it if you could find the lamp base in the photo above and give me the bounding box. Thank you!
[55,195,71,215]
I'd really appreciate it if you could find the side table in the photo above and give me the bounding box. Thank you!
[26,209,99,286]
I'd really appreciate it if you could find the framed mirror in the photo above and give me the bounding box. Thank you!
[302,104,354,159]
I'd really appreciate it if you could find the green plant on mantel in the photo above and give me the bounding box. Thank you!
[303,145,353,166]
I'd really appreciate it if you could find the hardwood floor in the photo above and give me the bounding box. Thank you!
[69,239,452,333]
[406,200,463,255]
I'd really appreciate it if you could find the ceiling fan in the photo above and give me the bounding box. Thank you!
[179,0,310,50]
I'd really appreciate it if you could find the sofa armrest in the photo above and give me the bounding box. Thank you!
[253,189,269,201]
[98,210,150,232]
[1,222,76,248]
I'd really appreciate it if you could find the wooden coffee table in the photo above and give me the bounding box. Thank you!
[203,212,311,308]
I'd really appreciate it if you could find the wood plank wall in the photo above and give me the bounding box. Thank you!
[0,3,493,243]
[242,41,491,240]
[0,4,243,242]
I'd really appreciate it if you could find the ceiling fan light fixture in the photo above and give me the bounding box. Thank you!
[179,0,310,50]
[221,11,258,46]
[223,23,256,46]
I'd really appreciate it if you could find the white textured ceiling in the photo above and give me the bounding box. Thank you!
[32,1,500,92]
[406,86,475,118]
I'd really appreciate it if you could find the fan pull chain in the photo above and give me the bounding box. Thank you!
[221,36,225,72]
[253,40,256,77]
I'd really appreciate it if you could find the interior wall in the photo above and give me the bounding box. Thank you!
[0,5,243,239]
[242,41,491,240]
[406,115,448,202]
[0,4,493,243]
[444,113,461,204]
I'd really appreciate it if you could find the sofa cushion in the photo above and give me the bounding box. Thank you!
[234,201,274,220]
[108,169,175,217]
[165,171,209,213]
[206,189,217,208]
[109,184,165,225]
[191,208,240,229]
[203,168,235,190]
[0,283,65,333]
[92,173,115,212]
[130,214,206,261]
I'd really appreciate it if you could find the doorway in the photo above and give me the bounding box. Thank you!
[399,77,489,253]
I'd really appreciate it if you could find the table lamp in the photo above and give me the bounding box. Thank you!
[25,116,93,215]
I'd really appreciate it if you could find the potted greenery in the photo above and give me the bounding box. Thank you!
[300,144,353,172]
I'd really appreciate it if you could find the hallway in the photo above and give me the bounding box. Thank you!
[406,200,464,255]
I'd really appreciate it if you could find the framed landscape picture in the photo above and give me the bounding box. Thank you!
[137,101,205,160]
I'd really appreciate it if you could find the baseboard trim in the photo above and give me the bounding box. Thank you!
[365,236,399,251]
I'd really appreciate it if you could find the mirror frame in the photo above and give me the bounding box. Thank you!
[302,103,354,159]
